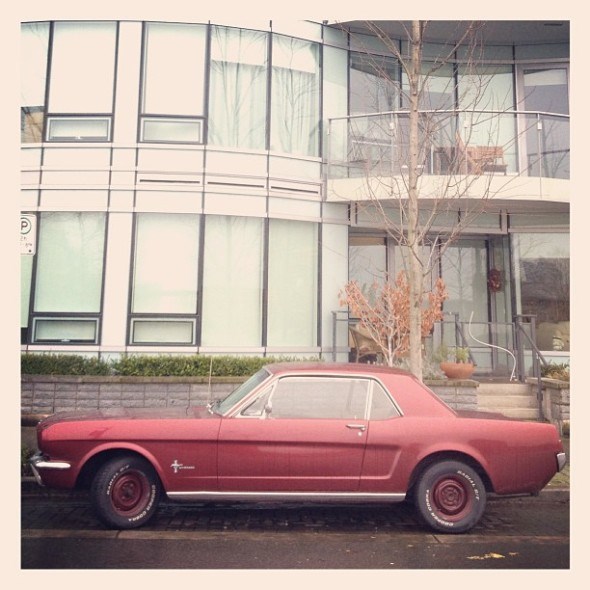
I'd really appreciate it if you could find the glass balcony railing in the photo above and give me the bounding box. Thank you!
[325,110,569,181]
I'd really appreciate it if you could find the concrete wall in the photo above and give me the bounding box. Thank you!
[21,375,479,418]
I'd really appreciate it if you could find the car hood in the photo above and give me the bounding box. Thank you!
[38,405,210,428]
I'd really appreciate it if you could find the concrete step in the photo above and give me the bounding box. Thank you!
[477,382,532,396]
[478,394,537,409]
[476,382,540,419]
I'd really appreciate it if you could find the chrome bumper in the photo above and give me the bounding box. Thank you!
[29,451,71,486]
[557,452,567,472]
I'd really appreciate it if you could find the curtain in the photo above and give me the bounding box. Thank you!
[34,212,106,312]
[271,35,320,156]
[208,26,268,149]
[201,215,264,346]
[132,213,199,314]
[267,219,318,346]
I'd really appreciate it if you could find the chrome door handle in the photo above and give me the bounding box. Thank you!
[346,423,366,432]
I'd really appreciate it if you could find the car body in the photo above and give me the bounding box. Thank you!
[30,362,566,533]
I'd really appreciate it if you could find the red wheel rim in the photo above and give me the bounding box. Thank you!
[110,470,150,516]
[431,476,473,521]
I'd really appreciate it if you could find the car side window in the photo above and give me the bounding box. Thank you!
[268,377,369,420]
[239,386,272,417]
[370,381,401,420]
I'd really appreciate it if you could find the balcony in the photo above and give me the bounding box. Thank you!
[324,109,569,203]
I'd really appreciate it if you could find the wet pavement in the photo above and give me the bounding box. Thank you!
[21,490,570,569]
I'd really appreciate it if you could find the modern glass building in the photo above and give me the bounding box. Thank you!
[20,20,569,377]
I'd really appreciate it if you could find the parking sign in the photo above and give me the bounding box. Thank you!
[21,214,37,255]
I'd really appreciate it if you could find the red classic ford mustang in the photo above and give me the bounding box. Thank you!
[30,362,566,533]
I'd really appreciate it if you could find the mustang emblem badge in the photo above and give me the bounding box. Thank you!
[171,460,195,473]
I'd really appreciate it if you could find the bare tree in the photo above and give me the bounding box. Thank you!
[332,20,521,381]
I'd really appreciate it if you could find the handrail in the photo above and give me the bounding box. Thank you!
[514,314,548,420]
[327,108,570,124]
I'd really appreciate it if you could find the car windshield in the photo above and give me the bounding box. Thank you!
[213,368,271,415]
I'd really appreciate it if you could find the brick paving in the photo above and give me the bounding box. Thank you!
[21,487,569,538]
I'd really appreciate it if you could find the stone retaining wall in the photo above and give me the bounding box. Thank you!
[21,375,479,418]
[540,378,570,434]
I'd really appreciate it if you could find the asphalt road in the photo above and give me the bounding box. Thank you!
[21,491,569,569]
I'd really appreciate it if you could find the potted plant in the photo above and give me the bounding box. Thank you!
[436,345,475,379]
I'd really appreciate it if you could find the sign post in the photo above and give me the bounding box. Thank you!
[21,214,37,255]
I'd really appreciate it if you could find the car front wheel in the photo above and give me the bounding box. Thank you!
[90,455,161,529]
[415,460,486,534]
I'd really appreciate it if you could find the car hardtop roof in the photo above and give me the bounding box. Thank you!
[263,362,414,378]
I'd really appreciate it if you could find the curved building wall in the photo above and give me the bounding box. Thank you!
[20,20,569,359]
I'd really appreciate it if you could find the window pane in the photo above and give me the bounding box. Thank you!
[48,21,117,113]
[131,319,195,344]
[350,52,399,114]
[349,236,386,289]
[271,35,320,156]
[142,23,206,116]
[33,319,97,343]
[441,239,488,324]
[370,382,400,420]
[201,216,263,346]
[457,65,516,172]
[141,118,202,143]
[21,22,49,143]
[132,213,199,314]
[270,377,369,419]
[267,219,318,346]
[513,233,569,351]
[47,117,110,141]
[208,26,268,149]
[34,212,106,312]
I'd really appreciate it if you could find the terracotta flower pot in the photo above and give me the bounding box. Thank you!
[440,362,475,380]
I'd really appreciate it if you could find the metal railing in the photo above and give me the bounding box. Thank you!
[331,310,559,385]
[326,109,569,182]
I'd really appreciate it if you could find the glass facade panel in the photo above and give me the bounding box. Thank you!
[349,236,386,289]
[458,64,516,172]
[513,233,569,351]
[441,239,488,324]
[208,26,268,149]
[350,52,399,114]
[131,214,199,314]
[271,34,320,156]
[34,212,106,313]
[21,22,49,143]
[201,216,264,346]
[48,22,117,113]
[522,67,569,179]
[142,22,206,116]
[267,219,318,346]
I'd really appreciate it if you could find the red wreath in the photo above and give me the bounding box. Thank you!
[488,268,502,292]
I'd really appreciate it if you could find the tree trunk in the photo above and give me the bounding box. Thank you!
[407,21,424,381]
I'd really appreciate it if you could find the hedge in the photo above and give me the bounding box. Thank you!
[21,353,320,377]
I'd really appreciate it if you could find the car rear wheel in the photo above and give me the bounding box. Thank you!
[415,460,486,534]
[90,455,161,529]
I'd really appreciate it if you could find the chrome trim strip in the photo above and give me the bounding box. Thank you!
[166,490,406,503]
[30,452,71,471]
[557,452,567,472]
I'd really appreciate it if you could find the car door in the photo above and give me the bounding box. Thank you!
[217,375,370,492]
